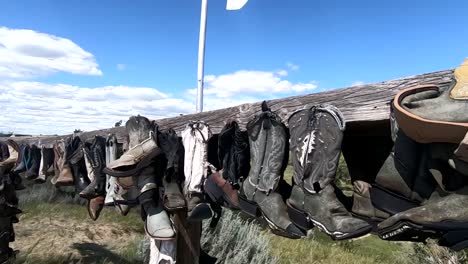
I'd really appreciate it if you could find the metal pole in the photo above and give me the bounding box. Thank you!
[196,0,208,113]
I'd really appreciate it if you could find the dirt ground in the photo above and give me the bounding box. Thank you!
[12,212,144,263]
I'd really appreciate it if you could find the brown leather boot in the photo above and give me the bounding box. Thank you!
[205,171,239,209]
[87,196,105,221]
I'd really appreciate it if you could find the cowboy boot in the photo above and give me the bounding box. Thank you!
[80,136,107,199]
[0,217,14,264]
[103,116,161,178]
[0,141,19,191]
[66,136,89,192]
[138,166,175,240]
[376,142,468,247]
[0,143,8,162]
[104,117,160,215]
[240,101,304,239]
[205,120,249,209]
[24,145,41,180]
[286,105,371,240]
[122,115,174,239]
[11,145,26,174]
[35,147,54,184]
[102,134,134,215]
[378,192,468,251]
[51,141,65,185]
[182,121,213,221]
[87,196,105,221]
[158,129,186,212]
[55,138,75,187]
[104,134,119,206]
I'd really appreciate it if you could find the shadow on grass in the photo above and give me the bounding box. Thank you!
[72,242,134,264]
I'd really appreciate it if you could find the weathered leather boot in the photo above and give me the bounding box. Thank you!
[67,136,89,192]
[51,140,65,185]
[24,144,41,180]
[182,121,213,221]
[0,141,17,171]
[55,137,76,187]
[240,102,304,239]
[375,60,468,250]
[0,217,15,264]
[104,134,119,206]
[0,143,8,162]
[80,136,107,199]
[287,105,371,240]
[35,147,54,184]
[87,196,105,221]
[377,192,468,249]
[138,166,175,240]
[158,129,186,212]
[121,115,174,239]
[205,120,249,209]
[11,144,26,174]
[103,117,161,178]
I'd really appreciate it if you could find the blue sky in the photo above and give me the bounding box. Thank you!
[0,0,467,134]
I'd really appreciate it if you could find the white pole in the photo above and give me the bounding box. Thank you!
[196,0,208,113]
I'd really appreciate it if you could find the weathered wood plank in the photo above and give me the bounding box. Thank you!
[2,69,453,147]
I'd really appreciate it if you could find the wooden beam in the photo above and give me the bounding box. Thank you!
[2,69,453,147]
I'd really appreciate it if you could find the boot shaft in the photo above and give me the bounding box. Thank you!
[218,120,250,185]
[244,102,288,196]
[288,105,345,193]
[83,136,107,180]
[181,121,211,194]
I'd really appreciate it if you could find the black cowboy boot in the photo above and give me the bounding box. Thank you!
[80,136,107,199]
[205,120,250,209]
[158,129,186,212]
[0,220,14,264]
[240,101,304,239]
[24,145,41,180]
[67,136,89,192]
[287,105,372,240]
[0,143,8,162]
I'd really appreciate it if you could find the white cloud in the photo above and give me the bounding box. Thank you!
[287,62,299,71]
[277,70,288,76]
[0,27,102,78]
[0,81,194,135]
[351,81,365,86]
[117,64,126,71]
[189,69,317,98]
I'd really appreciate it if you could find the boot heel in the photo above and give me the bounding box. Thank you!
[239,195,260,217]
[286,201,312,231]
[439,230,468,251]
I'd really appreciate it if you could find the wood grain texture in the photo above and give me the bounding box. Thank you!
[1,69,453,147]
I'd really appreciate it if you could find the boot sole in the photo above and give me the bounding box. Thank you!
[379,220,468,251]
[240,195,303,239]
[287,201,372,240]
[187,203,213,222]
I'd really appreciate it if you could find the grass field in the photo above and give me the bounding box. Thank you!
[10,158,468,263]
